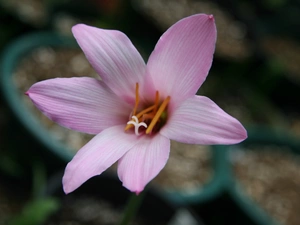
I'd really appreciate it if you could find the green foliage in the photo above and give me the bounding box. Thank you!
[8,198,60,225]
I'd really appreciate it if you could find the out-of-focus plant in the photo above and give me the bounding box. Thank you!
[8,163,60,225]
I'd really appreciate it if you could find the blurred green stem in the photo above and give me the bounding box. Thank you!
[118,190,146,225]
[32,162,46,199]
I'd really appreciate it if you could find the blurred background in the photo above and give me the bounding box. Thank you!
[0,0,299,225]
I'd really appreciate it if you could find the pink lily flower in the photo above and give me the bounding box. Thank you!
[26,14,247,194]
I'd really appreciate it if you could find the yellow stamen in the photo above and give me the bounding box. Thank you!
[124,124,133,131]
[135,91,159,120]
[146,96,171,134]
[124,105,156,131]
[142,113,155,121]
[153,91,159,114]
[135,105,156,119]
[125,84,170,135]
[132,83,139,116]
[124,83,140,131]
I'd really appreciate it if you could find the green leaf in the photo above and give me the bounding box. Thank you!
[9,198,60,225]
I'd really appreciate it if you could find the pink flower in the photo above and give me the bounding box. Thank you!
[26,14,247,194]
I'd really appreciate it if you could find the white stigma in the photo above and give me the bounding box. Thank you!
[127,116,147,136]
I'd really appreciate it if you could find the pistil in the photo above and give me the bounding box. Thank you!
[127,116,147,136]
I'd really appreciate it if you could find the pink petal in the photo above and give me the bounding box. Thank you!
[72,24,146,103]
[117,134,170,194]
[26,77,130,134]
[161,96,247,145]
[63,125,139,194]
[146,14,216,107]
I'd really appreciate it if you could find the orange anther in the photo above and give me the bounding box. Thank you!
[142,113,155,121]
[132,83,139,116]
[135,105,156,119]
[125,84,170,135]
[146,96,170,134]
[153,91,159,114]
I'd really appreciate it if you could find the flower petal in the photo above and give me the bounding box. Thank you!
[161,95,247,145]
[26,77,130,134]
[72,24,146,103]
[117,134,170,194]
[146,14,216,106]
[63,125,139,194]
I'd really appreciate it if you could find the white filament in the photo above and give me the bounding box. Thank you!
[127,116,147,136]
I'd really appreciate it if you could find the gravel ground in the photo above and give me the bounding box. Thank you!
[231,145,300,225]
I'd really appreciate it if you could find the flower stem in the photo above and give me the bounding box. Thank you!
[118,190,146,225]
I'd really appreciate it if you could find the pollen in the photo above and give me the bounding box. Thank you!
[125,83,170,135]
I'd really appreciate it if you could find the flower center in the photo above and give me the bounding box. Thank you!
[125,83,170,135]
